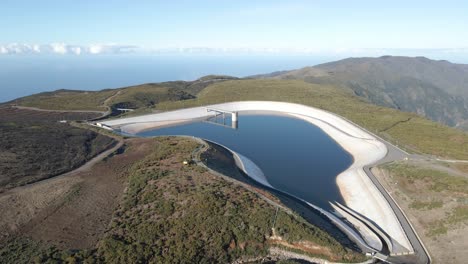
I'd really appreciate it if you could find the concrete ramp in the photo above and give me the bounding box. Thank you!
[331,203,383,252]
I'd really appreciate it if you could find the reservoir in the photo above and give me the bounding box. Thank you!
[137,113,353,211]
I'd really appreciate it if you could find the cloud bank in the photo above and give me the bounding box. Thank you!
[1,44,468,59]
[0,43,139,55]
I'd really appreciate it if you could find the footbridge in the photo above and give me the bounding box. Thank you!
[206,107,238,129]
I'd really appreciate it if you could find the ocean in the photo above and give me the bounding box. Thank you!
[0,55,339,103]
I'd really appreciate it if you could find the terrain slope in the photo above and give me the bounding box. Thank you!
[258,56,468,128]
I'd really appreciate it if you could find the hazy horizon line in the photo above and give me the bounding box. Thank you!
[2,43,468,57]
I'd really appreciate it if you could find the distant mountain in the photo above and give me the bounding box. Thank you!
[258,56,468,128]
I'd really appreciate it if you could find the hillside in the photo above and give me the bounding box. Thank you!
[0,106,116,191]
[10,75,237,113]
[0,137,365,263]
[262,56,468,128]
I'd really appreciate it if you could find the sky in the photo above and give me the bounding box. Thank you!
[1,0,468,56]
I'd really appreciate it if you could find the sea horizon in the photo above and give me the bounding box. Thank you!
[2,52,468,103]
[0,54,341,103]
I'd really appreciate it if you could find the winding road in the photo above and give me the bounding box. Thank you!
[350,119,431,264]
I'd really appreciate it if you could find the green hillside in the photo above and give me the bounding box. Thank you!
[264,56,468,128]
[12,76,237,112]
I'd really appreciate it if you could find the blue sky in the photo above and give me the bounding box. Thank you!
[1,0,468,53]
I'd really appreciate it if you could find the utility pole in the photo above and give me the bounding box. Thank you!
[271,207,279,237]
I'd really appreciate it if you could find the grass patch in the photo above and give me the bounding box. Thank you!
[108,84,194,109]
[63,183,82,204]
[454,163,468,174]
[426,206,468,237]
[447,206,468,225]
[426,222,448,237]
[384,162,468,194]
[409,200,443,210]
[16,89,116,111]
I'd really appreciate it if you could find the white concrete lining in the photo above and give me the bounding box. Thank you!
[202,139,272,188]
[101,101,413,253]
[201,139,375,253]
[331,203,383,252]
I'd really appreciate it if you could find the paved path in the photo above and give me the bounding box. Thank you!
[319,116,431,263]
[359,129,431,264]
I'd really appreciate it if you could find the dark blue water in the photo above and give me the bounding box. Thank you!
[138,114,352,210]
[0,55,337,103]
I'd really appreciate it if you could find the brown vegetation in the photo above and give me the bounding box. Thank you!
[373,163,468,264]
[0,106,116,191]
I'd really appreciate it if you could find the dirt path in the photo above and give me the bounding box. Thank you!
[13,105,105,114]
[60,136,124,175]
[410,160,468,178]
[102,90,121,107]
[13,90,122,119]
[95,90,123,119]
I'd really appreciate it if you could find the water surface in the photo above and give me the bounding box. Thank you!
[138,114,352,210]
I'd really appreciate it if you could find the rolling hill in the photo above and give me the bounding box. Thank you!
[258,56,468,129]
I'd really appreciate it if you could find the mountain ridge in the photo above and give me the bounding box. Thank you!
[256,56,468,128]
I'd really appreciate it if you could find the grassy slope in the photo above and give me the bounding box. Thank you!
[0,122,115,189]
[13,76,236,112]
[157,79,468,160]
[15,90,116,111]
[13,84,193,112]
[107,84,195,109]
[273,56,468,127]
[0,137,365,263]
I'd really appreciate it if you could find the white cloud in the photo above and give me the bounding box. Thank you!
[88,44,139,54]
[88,44,103,54]
[32,44,41,53]
[0,43,139,55]
[70,46,82,55]
[2,44,468,59]
[50,43,67,54]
